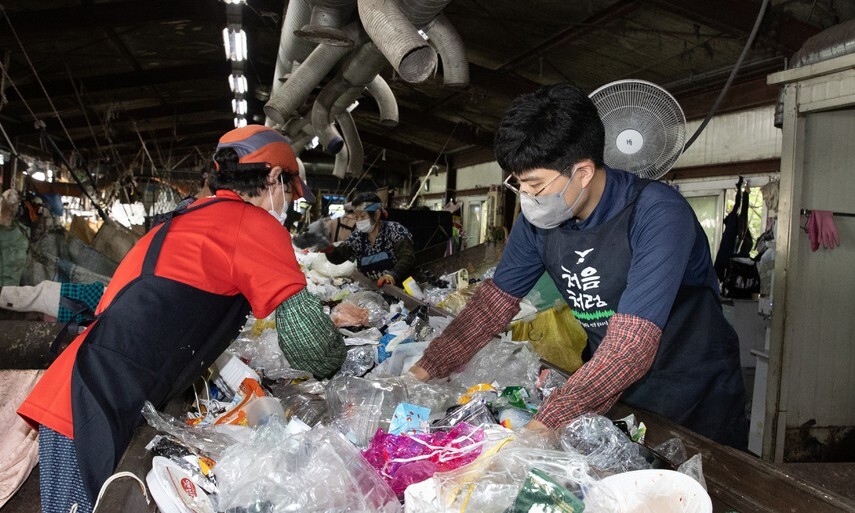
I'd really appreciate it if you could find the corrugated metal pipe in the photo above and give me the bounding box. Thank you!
[399,0,453,27]
[336,111,363,176]
[774,19,855,128]
[333,139,350,178]
[272,0,316,99]
[294,0,358,47]
[365,75,399,126]
[424,13,468,86]
[265,22,365,125]
[312,42,388,154]
[358,0,437,83]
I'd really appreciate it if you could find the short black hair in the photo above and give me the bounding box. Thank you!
[207,147,275,198]
[494,83,605,176]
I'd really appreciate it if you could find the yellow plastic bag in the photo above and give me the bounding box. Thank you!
[511,305,587,374]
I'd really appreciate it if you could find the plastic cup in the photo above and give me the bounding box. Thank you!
[244,396,285,427]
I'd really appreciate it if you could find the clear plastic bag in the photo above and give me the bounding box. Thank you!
[266,379,329,427]
[337,345,377,377]
[228,328,311,382]
[141,401,237,459]
[326,375,408,448]
[678,453,707,490]
[331,302,370,327]
[215,419,401,513]
[653,438,688,466]
[559,413,650,475]
[448,339,541,393]
[431,400,497,432]
[430,446,614,513]
[343,291,390,327]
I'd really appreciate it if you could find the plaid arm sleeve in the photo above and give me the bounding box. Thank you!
[416,279,521,378]
[534,313,661,429]
[275,288,347,379]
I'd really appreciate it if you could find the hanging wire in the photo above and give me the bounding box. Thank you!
[1,5,83,157]
[406,121,459,208]
[682,0,770,152]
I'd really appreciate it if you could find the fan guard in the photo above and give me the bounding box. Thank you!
[589,79,686,180]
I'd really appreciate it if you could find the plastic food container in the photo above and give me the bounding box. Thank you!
[145,456,214,513]
[585,469,712,513]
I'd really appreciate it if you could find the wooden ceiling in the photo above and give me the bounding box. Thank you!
[1,0,853,190]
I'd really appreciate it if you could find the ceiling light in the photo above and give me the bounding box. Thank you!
[306,136,319,150]
[223,28,248,61]
[231,99,248,115]
[0,153,4,165]
[234,117,247,128]
[223,0,246,4]
[229,74,248,94]
[346,100,359,113]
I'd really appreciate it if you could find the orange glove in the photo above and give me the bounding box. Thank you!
[377,275,395,287]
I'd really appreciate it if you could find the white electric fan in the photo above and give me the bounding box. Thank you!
[589,79,686,180]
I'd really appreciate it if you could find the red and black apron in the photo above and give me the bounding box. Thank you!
[543,180,748,448]
[70,198,251,498]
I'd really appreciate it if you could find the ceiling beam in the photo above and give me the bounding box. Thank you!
[359,102,494,149]
[0,0,279,38]
[496,0,645,71]
[358,131,439,163]
[7,62,231,103]
[677,76,781,120]
[648,0,821,56]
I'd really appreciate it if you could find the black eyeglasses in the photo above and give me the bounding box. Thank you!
[503,165,574,205]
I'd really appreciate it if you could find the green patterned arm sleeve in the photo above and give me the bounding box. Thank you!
[275,288,346,379]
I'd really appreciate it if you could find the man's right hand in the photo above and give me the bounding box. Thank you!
[405,365,430,382]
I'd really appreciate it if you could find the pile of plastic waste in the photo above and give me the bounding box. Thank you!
[138,248,710,513]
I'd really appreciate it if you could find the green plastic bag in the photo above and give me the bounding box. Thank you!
[508,467,585,513]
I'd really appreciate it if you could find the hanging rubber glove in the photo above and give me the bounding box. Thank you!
[807,211,822,251]
[816,210,840,249]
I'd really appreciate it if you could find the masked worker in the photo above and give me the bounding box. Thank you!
[325,192,415,287]
[18,125,346,513]
[408,83,748,449]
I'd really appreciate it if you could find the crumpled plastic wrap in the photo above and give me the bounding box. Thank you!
[407,446,614,513]
[215,419,401,513]
[141,401,237,459]
[448,339,541,393]
[343,291,390,327]
[337,345,377,377]
[431,400,496,432]
[331,302,370,327]
[362,422,485,496]
[677,453,707,490]
[228,327,311,382]
[437,287,475,316]
[326,375,409,448]
[266,380,329,427]
[653,438,688,466]
[558,413,650,475]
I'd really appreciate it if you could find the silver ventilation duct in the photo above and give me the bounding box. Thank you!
[774,19,855,127]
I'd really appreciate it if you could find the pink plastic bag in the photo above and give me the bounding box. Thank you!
[362,422,485,496]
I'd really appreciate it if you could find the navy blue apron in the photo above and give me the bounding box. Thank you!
[70,198,251,499]
[543,180,748,449]
[358,250,395,280]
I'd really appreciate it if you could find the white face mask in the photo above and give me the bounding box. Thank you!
[267,175,289,224]
[356,217,375,233]
[519,167,586,229]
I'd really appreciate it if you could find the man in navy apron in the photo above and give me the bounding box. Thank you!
[411,83,748,449]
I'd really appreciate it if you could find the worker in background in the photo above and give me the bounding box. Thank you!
[0,281,104,324]
[325,192,415,286]
[408,83,748,449]
[18,125,346,513]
